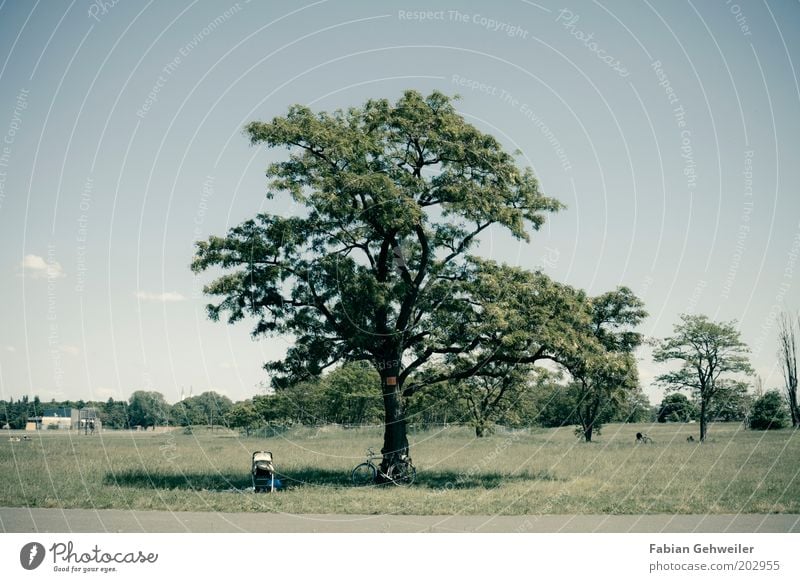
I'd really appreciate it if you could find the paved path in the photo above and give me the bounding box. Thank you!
[1,507,798,533]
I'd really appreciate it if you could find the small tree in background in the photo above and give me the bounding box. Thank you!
[749,390,790,430]
[613,387,652,423]
[560,287,647,442]
[706,380,752,422]
[451,361,533,437]
[321,361,383,425]
[127,391,170,429]
[225,401,262,436]
[653,314,753,441]
[657,392,696,422]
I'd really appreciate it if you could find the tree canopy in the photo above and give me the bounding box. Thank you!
[560,287,647,441]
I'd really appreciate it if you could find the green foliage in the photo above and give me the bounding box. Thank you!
[405,380,469,427]
[0,396,36,429]
[172,391,233,427]
[191,90,572,459]
[224,401,261,436]
[657,393,696,423]
[450,361,533,437]
[749,391,790,430]
[654,314,754,440]
[612,387,652,423]
[321,361,383,425]
[249,362,383,426]
[529,379,580,428]
[707,381,752,422]
[127,391,170,429]
[558,287,647,441]
[100,398,129,429]
[192,91,564,384]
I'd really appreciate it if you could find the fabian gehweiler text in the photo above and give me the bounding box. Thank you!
[650,543,754,554]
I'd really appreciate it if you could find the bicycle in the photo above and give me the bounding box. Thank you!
[351,447,416,487]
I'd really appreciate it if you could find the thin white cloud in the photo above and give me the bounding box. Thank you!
[21,254,65,279]
[4,345,15,353]
[135,291,186,302]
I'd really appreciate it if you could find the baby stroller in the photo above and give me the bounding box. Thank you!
[251,451,278,492]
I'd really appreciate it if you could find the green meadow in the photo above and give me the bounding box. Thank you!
[1,423,797,515]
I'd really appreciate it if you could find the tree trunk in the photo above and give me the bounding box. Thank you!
[699,398,708,442]
[379,364,408,479]
[789,388,799,428]
[475,421,491,437]
[584,424,593,442]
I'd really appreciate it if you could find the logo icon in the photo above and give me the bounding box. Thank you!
[20,542,46,570]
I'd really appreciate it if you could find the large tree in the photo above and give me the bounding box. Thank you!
[191,90,569,472]
[777,312,799,427]
[653,314,753,441]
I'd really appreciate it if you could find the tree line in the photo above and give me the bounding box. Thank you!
[0,391,235,431]
[1,351,792,436]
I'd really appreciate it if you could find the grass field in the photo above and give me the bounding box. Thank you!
[1,422,798,515]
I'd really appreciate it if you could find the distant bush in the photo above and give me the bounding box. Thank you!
[657,393,696,423]
[749,391,790,430]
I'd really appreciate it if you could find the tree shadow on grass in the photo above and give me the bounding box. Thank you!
[415,469,560,490]
[105,467,559,492]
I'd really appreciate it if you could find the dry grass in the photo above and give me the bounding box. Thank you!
[1,422,797,515]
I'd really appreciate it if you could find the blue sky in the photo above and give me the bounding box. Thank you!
[1,0,798,405]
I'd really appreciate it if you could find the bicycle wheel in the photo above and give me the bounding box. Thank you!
[387,461,416,487]
[351,462,377,486]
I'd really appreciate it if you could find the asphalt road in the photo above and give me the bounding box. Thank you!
[1,508,798,533]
